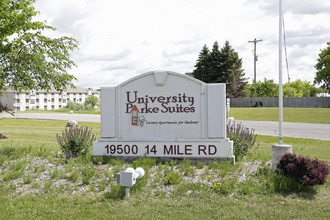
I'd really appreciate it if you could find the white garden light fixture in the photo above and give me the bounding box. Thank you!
[116,167,145,197]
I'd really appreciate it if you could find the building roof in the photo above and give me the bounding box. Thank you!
[3,86,99,94]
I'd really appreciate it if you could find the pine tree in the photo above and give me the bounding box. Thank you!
[208,41,223,83]
[220,41,248,97]
[192,44,210,82]
[192,41,248,97]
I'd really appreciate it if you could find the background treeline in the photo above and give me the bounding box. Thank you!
[192,41,326,98]
[246,78,322,97]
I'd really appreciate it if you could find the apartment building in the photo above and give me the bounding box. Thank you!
[0,86,100,111]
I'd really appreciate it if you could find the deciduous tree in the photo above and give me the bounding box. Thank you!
[0,0,78,95]
[247,79,321,97]
[247,78,278,97]
[314,42,330,93]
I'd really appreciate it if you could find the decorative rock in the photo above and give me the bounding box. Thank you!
[56,151,62,158]
[66,120,78,127]
[69,110,74,114]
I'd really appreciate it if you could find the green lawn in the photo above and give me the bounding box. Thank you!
[18,108,101,115]
[0,119,329,219]
[229,107,330,124]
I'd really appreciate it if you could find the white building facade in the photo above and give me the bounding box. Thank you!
[0,87,100,111]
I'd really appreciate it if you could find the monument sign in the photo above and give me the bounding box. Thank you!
[93,71,234,161]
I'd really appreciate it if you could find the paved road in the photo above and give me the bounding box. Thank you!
[1,113,100,123]
[236,120,330,141]
[2,113,330,140]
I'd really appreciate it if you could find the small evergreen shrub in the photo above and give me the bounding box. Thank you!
[56,126,96,157]
[277,153,329,186]
[227,121,257,160]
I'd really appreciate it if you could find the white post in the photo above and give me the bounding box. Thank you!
[272,0,292,170]
[125,187,130,197]
[279,0,283,145]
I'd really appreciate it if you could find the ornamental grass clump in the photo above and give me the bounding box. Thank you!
[277,153,329,186]
[56,126,96,157]
[227,121,257,160]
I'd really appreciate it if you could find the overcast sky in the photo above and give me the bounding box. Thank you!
[34,0,330,89]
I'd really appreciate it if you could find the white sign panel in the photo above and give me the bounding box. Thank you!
[93,71,233,161]
[93,141,233,158]
[119,73,202,139]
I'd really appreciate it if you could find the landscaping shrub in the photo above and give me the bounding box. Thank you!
[227,121,257,160]
[164,171,182,185]
[56,126,96,157]
[66,101,91,112]
[277,153,329,186]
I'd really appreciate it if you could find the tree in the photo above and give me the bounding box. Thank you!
[192,44,210,83]
[283,80,321,97]
[192,41,248,97]
[85,95,99,109]
[314,42,330,93]
[0,0,78,95]
[220,41,248,98]
[247,78,278,97]
[247,79,321,97]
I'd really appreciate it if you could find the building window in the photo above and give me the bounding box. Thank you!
[44,98,47,102]
[63,99,66,103]
[51,98,54,102]
[26,99,29,103]
[36,99,39,103]
[59,98,62,102]
[30,99,35,104]
[79,98,82,102]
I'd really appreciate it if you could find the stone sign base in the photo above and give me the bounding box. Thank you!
[93,138,234,163]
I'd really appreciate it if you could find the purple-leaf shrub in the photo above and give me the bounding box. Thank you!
[277,153,329,186]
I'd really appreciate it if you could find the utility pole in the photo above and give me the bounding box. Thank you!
[248,38,263,98]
